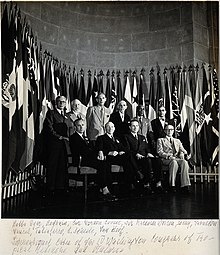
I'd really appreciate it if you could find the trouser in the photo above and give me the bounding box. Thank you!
[162,159,191,187]
[107,153,137,185]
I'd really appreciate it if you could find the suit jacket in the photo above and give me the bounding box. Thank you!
[66,111,86,136]
[136,116,152,139]
[123,133,150,157]
[69,132,96,166]
[157,136,187,159]
[109,111,130,138]
[150,118,175,141]
[96,134,126,156]
[43,109,69,149]
[86,105,112,141]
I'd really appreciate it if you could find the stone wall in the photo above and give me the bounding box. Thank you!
[13,1,218,92]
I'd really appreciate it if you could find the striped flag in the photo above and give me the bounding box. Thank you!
[148,68,156,121]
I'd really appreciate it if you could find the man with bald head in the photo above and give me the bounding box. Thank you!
[67,99,86,136]
[43,96,70,194]
[96,122,137,192]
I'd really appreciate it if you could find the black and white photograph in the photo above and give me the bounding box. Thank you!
[1,1,219,254]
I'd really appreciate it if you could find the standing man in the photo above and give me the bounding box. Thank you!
[43,96,69,194]
[109,100,131,139]
[69,118,116,201]
[136,104,152,139]
[86,93,115,145]
[124,119,164,194]
[96,122,137,192]
[66,99,86,136]
[149,106,174,153]
[157,124,191,193]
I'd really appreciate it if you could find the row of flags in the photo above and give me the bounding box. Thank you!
[1,3,219,183]
[148,64,219,167]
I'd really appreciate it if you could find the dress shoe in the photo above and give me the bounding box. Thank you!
[102,193,118,202]
[181,186,191,194]
[169,187,176,193]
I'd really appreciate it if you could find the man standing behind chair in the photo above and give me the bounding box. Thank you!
[66,99,86,136]
[149,106,174,153]
[157,124,191,193]
[96,121,137,192]
[124,119,164,193]
[109,100,130,139]
[69,118,115,201]
[136,104,152,139]
[43,96,69,194]
[86,93,115,145]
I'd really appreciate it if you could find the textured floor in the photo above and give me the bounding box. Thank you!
[2,182,219,219]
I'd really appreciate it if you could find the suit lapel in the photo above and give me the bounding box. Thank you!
[94,106,102,123]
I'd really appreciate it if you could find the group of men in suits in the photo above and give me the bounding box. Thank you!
[42,94,191,199]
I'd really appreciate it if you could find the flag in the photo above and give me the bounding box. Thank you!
[179,66,190,154]
[98,70,104,93]
[116,71,123,104]
[200,66,213,165]
[148,68,156,121]
[111,70,117,104]
[164,68,173,119]
[78,69,87,115]
[138,71,146,117]
[156,65,165,112]
[182,66,197,164]
[2,5,18,180]
[210,68,219,165]
[69,68,78,102]
[123,71,132,117]
[170,67,181,136]
[131,72,138,118]
[105,70,111,107]
[92,71,98,106]
[86,70,93,106]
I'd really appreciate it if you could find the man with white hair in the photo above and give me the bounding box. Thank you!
[67,99,85,135]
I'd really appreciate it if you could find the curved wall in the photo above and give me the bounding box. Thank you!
[18,1,202,75]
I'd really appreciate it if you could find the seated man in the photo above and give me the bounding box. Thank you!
[96,122,137,193]
[123,119,164,194]
[157,124,191,193]
[69,118,116,201]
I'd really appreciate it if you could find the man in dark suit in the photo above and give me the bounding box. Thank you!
[43,96,70,193]
[109,100,130,139]
[123,119,164,194]
[69,118,116,201]
[96,121,137,191]
[149,106,174,153]
[157,124,191,193]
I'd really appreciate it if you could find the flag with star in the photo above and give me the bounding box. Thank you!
[131,71,138,118]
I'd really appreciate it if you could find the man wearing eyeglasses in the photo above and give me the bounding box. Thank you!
[157,124,191,193]
[43,96,70,195]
